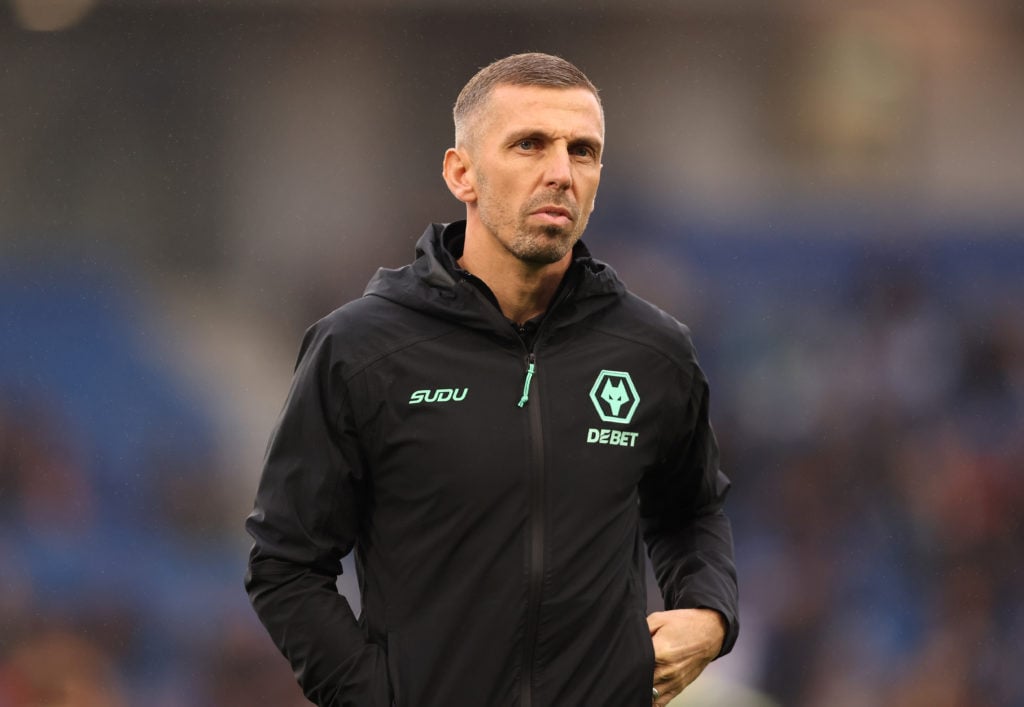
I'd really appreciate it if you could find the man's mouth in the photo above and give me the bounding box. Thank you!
[530,205,574,226]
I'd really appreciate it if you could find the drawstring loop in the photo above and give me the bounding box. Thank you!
[517,356,536,408]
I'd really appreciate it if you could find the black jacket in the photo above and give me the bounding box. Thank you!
[245,222,738,707]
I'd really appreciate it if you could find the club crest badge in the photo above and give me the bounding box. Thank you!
[588,370,639,424]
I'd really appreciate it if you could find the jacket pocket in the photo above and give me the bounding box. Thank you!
[636,608,656,701]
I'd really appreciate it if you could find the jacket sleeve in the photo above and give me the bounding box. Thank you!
[244,320,390,707]
[639,360,739,657]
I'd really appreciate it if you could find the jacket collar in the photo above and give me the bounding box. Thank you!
[364,221,625,334]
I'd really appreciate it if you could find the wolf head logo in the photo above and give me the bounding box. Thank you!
[589,370,640,424]
[600,379,629,417]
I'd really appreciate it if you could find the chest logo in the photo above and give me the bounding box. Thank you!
[588,370,639,424]
[409,388,468,405]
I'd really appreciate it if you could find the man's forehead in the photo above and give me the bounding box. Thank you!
[484,84,604,136]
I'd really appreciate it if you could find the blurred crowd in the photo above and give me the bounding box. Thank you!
[0,265,309,706]
[2,228,1020,706]
[698,237,1024,706]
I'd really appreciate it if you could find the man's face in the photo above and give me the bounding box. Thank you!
[463,84,604,266]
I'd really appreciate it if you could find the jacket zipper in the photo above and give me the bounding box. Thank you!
[517,354,536,407]
[512,281,581,707]
[519,349,545,707]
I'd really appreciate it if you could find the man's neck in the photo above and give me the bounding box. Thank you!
[457,233,570,326]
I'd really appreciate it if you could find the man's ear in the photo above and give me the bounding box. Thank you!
[442,147,477,205]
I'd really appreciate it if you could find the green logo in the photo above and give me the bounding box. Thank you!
[588,370,639,424]
[409,388,468,405]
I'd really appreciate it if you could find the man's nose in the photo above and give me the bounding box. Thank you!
[543,146,573,190]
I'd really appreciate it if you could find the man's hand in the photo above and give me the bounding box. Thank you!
[647,608,725,706]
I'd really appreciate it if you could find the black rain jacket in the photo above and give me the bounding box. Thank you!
[245,222,738,707]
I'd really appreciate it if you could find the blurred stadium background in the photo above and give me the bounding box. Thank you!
[1,1,1022,705]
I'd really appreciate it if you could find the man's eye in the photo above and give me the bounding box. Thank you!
[572,145,595,158]
[517,139,536,150]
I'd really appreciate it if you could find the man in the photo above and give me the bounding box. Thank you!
[246,52,738,707]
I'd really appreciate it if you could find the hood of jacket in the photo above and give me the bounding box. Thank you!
[363,221,626,334]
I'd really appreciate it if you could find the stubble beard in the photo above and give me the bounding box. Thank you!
[480,191,590,266]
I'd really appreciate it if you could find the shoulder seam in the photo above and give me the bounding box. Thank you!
[582,322,695,371]
[343,325,461,382]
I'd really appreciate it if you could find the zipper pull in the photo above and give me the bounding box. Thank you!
[517,354,536,408]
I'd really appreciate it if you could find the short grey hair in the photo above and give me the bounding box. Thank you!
[453,52,602,147]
